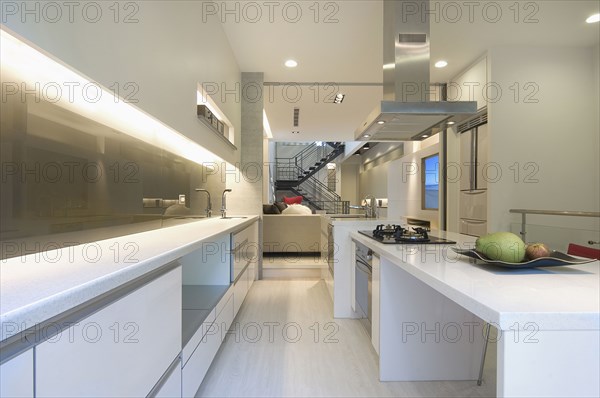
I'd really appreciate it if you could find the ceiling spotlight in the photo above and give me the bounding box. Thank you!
[434,60,448,68]
[377,120,385,125]
[446,121,456,125]
[422,134,429,138]
[333,93,345,104]
[285,59,298,68]
[586,13,600,23]
[363,134,371,138]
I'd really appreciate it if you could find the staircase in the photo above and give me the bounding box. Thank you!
[275,142,349,214]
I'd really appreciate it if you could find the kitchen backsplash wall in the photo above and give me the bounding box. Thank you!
[0,92,225,260]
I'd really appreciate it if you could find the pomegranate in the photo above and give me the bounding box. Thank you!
[525,243,552,260]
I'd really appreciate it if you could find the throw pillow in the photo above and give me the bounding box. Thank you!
[263,204,281,214]
[274,201,288,212]
[283,196,303,205]
[282,204,312,215]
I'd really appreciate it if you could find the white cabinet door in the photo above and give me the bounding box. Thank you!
[36,267,182,398]
[371,255,380,356]
[0,349,33,398]
[154,361,182,398]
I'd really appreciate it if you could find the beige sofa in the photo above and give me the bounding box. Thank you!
[262,214,322,253]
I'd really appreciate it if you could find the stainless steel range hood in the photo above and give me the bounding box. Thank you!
[355,0,476,141]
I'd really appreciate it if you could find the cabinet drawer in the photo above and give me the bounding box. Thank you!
[460,219,487,237]
[219,290,235,339]
[182,294,233,398]
[233,267,249,316]
[216,286,234,318]
[460,190,487,221]
[153,359,182,398]
[231,223,258,283]
[182,307,216,366]
[182,325,220,398]
[36,267,182,398]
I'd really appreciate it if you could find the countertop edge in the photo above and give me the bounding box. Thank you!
[0,215,259,341]
[350,231,600,332]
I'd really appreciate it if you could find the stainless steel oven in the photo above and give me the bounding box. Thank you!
[355,241,372,336]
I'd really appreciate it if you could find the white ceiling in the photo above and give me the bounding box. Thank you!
[220,1,600,142]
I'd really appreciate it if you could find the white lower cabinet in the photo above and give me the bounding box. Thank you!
[154,361,182,398]
[0,349,33,398]
[371,255,380,355]
[233,266,249,315]
[182,292,234,398]
[35,267,182,398]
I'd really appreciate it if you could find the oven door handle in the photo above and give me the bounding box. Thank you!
[356,258,373,275]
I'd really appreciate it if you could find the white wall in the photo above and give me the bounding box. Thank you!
[4,1,242,164]
[387,136,441,228]
[487,45,600,234]
[341,162,359,206]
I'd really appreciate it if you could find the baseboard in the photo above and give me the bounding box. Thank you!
[262,268,322,279]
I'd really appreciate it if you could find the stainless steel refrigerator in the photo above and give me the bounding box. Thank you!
[459,122,488,237]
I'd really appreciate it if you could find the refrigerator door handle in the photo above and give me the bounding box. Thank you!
[463,189,487,195]
[462,219,487,224]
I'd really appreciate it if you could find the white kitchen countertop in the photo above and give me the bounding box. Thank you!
[351,230,600,331]
[323,215,405,226]
[0,216,259,341]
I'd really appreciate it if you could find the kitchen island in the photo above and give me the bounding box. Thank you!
[351,230,600,398]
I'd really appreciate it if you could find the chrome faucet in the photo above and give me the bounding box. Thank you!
[364,194,378,219]
[221,189,232,218]
[194,188,212,217]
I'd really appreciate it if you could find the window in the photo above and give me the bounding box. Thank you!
[422,153,439,210]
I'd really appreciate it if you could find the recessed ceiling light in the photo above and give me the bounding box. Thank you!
[447,121,456,125]
[363,134,371,138]
[285,59,298,68]
[377,120,385,125]
[434,60,448,68]
[333,93,345,104]
[586,13,600,23]
[422,134,429,138]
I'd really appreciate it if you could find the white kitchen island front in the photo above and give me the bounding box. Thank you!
[351,230,600,398]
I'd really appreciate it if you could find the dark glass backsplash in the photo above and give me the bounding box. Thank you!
[1,87,225,260]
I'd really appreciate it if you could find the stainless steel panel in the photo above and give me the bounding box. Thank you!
[460,190,487,221]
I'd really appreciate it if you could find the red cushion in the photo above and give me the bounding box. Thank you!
[283,196,302,205]
[567,243,600,260]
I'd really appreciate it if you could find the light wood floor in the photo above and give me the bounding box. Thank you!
[196,279,497,397]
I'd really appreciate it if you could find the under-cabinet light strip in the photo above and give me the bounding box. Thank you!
[0,28,223,165]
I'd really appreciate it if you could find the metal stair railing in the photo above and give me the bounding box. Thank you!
[296,143,328,173]
[275,142,341,182]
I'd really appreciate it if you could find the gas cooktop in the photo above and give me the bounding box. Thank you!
[358,224,456,245]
